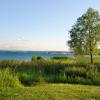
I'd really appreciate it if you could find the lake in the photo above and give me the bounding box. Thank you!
[0,51,74,60]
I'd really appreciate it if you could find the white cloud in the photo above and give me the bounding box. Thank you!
[0,37,35,51]
[0,36,68,51]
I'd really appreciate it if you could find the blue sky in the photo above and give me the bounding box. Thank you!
[0,0,100,51]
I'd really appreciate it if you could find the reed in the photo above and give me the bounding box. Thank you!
[0,56,100,86]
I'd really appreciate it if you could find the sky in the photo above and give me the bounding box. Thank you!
[0,0,100,51]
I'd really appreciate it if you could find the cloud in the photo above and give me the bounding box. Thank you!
[0,36,67,51]
[17,37,31,42]
[0,37,36,50]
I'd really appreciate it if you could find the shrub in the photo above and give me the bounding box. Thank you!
[19,72,40,86]
[31,56,44,61]
[44,74,66,83]
[65,67,87,78]
[86,64,97,79]
[51,56,72,60]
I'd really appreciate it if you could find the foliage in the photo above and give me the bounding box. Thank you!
[51,56,69,60]
[19,72,40,86]
[31,56,44,61]
[0,68,20,87]
[68,8,100,63]
[0,58,100,86]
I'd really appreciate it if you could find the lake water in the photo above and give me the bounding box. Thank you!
[0,51,74,60]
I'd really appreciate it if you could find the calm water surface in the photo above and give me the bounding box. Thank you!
[0,51,74,60]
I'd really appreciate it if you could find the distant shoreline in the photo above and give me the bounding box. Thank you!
[0,51,74,60]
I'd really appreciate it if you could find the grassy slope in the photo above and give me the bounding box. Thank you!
[0,84,100,100]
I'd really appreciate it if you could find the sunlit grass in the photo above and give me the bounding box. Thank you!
[0,84,100,100]
[0,56,100,99]
[0,68,21,88]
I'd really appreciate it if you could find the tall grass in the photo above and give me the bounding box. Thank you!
[0,56,100,86]
[0,68,20,88]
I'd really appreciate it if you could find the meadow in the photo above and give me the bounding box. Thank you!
[1,84,100,100]
[0,56,100,99]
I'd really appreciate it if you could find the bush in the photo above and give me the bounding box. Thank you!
[31,56,44,61]
[19,72,40,86]
[44,74,66,83]
[51,56,70,60]
[65,67,87,78]
[86,64,97,79]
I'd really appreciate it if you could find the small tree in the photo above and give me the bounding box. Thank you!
[68,8,100,64]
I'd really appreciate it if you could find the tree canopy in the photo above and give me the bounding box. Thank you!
[68,8,100,64]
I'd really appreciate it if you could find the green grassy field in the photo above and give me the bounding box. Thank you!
[0,56,100,100]
[0,84,100,100]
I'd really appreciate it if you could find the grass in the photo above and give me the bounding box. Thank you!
[75,56,100,63]
[0,68,21,88]
[0,56,100,86]
[0,84,100,100]
[0,56,100,99]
